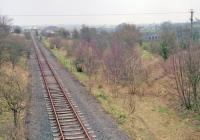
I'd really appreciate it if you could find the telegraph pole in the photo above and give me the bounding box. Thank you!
[190,9,194,41]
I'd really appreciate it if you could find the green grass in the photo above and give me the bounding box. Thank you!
[194,114,200,121]
[158,106,169,114]
[93,88,127,125]
[43,39,88,82]
[140,41,150,50]
[141,49,153,59]
[95,89,108,101]
[51,48,88,82]
[138,42,154,59]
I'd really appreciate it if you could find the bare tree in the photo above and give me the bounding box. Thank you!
[0,16,12,68]
[114,23,141,48]
[74,42,86,72]
[159,22,178,60]
[122,48,143,114]
[72,29,80,39]
[103,44,125,97]
[80,25,97,43]
[74,41,100,90]
[49,37,61,49]
[8,44,25,69]
[0,36,27,69]
[0,16,11,38]
[0,44,7,68]
[124,48,142,95]
[84,42,100,91]
[0,69,28,127]
[58,28,70,38]
[168,45,200,109]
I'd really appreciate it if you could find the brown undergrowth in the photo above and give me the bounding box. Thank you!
[43,39,200,140]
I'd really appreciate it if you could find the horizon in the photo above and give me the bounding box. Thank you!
[12,19,192,27]
[4,13,195,26]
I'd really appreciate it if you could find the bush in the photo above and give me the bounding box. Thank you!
[75,62,84,72]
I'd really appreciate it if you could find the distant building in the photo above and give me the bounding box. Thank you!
[41,26,59,37]
[143,33,159,41]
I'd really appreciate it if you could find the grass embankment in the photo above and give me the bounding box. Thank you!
[43,39,200,140]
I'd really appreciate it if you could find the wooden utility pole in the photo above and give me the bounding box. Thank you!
[190,9,194,41]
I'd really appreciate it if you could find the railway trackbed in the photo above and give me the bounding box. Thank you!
[31,33,95,140]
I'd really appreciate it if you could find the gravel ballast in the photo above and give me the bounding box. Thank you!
[26,47,53,140]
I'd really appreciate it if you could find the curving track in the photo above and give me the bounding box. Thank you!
[31,33,94,140]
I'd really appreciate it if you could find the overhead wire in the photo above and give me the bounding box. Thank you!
[0,11,190,17]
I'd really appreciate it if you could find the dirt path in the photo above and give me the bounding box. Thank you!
[39,41,131,140]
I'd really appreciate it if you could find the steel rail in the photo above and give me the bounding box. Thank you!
[32,34,65,140]
[37,43,93,140]
[31,33,93,140]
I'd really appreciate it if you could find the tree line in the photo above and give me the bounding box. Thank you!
[45,22,200,112]
[0,16,30,140]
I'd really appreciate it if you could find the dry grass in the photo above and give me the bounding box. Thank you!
[0,101,13,140]
[92,81,200,140]
[0,65,28,140]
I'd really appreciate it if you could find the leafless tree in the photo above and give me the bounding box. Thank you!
[122,48,143,114]
[0,16,12,38]
[103,44,125,97]
[124,48,142,95]
[0,44,7,68]
[168,45,200,109]
[114,23,141,48]
[74,42,86,72]
[72,29,80,39]
[0,69,28,127]
[5,35,27,69]
[74,41,100,90]
[49,37,61,49]
[159,22,178,60]
[0,16,12,68]
[80,25,97,43]
[84,42,100,91]
[58,28,70,38]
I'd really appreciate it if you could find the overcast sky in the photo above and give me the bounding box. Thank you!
[0,0,199,25]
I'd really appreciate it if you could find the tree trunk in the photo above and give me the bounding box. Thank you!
[13,109,18,127]
[0,102,2,115]
[192,83,198,108]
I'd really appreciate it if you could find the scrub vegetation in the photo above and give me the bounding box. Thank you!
[0,16,30,140]
[42,22,200,139]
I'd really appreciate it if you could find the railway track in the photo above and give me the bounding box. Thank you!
[31,34,94,140]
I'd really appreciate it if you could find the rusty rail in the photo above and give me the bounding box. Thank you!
[31,33,93,140]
